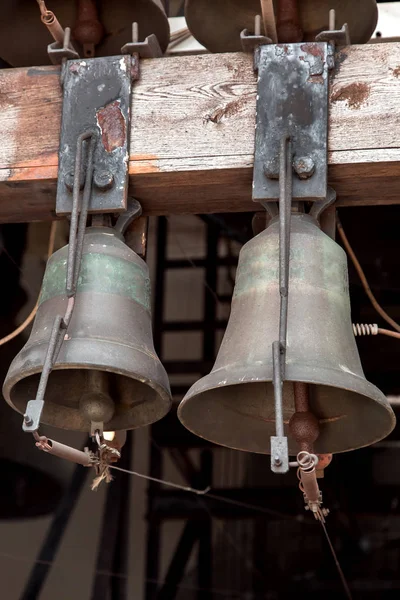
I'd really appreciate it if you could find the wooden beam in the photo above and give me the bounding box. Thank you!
[1,44,400,223]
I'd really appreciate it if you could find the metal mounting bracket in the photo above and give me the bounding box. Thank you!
[56,54,138,216]
[253,42,329,204]
[47,27,80,65]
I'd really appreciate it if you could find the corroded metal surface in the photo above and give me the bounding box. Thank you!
[178,214,395,455]
[56,55,134,216]
[253,42,329,203]
[3,227,171,432]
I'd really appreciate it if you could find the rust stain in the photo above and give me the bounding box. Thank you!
[6,165,58,181]
[204,96,248,124]
[97,100,126,152]
[130,160,160,175]
[391,65,400,78]
[301,43,324,58]
[308,75,324,85]
[131,153,159,161]
[331,82,370,109]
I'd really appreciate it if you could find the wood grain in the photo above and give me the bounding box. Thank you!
[1,44,400,222]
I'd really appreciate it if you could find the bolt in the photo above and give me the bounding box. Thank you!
[24,414,33,426]
[263,159,279,179]
[94,170,114,191]
[293,156,315,180]
[65,171,84,192]
[273,454,282,467]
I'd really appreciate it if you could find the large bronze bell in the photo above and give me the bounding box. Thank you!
[184,0,378,52]
[178,213,395,455]
[0,0,170,67]
[3,225,172,432]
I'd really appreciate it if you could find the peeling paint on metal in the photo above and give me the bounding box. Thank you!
[96,100,126,152]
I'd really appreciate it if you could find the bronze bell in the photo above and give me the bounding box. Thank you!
[3,225,172,433]
[0,0,170,67]
[178,213,395,455]
[184,0,378,52]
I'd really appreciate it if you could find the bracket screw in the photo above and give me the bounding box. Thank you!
[293,156,315,179]
[273,454,282,467]
[24,414,33,426]
[94,170,114,191]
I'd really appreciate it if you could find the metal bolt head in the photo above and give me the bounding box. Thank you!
[64,171,75,192]
[293,156,315,180]
[94,170,114,191]
[24,414,33,426]
[263,159,279,180]
[65,171,84,192]
[273,454,282,467]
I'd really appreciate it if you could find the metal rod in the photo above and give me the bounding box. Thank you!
[278,135,292,360]
[66,130,96,297]
[272,341,284,438]
[22,314,63,432]
[270,135,292,473]
[35,436,93,466]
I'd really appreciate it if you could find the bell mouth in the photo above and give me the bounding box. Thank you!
[5,364,171,433]
[0,459,62,519]
[178,365,396,456]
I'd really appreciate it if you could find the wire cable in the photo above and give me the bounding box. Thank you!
[336,216,400,333]
[320,520,353,600]
[0,221,57,347]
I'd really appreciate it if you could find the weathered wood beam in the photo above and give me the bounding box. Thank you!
[1,44,400,223]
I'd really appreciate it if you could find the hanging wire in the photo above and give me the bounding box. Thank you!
[320,520,353,600]
[0,221,58,347]
[336,216,400,333]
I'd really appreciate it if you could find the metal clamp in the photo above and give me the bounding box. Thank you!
[241,15,272,54]
[47,27,80,65]
[121,22,163,58]
[253,41,329,204]
[56,54,135,216]
[315,10,351,70]
[270,135,292,474]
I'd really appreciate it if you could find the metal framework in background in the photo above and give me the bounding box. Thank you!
[146,215,226,600]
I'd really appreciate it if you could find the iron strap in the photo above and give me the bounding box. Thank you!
[23,132,97,433]
[270,135,292,474]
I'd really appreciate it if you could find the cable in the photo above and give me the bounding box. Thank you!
[320,520,353,600]
[336,216,400,333]
[0,221,57,347]
[379,327,400,340]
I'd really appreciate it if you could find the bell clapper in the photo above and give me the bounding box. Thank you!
[288,381,329,521]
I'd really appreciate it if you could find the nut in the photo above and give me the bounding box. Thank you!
[64,171,84,192]
[263,159,279,179]
[94,170,114,191]
[293,156,315,179]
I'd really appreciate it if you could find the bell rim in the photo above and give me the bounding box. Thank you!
[178,363,396,455]
[3,340,172,432]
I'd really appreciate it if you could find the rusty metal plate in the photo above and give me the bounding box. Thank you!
[253,42,329,203]
[56,55,134,216]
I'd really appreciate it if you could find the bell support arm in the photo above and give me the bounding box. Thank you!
[270,135,292,474]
